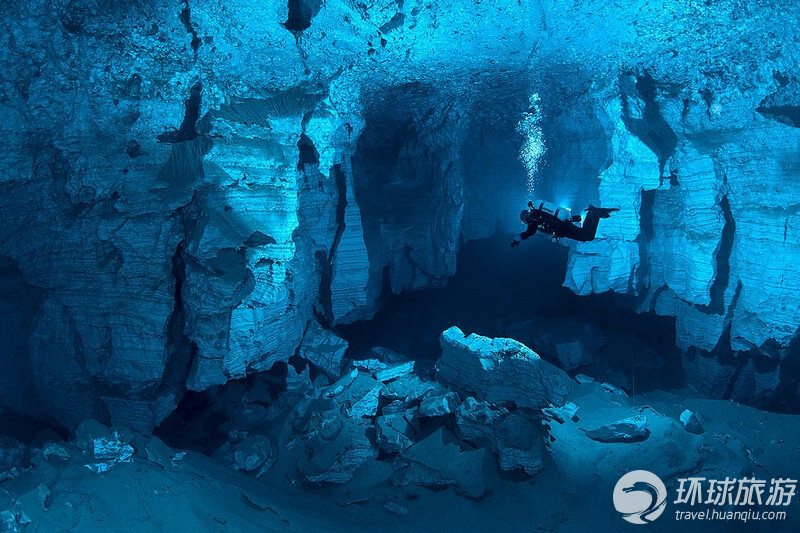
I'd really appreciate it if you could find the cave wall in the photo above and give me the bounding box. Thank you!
[0,0,534,430]
[1,0,799,429]
[561,56,800,366]
[546,1,800,397]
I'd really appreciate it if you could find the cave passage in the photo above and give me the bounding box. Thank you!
[336,234,684,394]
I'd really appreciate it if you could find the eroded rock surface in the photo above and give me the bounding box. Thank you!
[2,0,800,429]
[437,327,574,408]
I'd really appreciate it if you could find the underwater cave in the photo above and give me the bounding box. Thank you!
[2,0,800,531]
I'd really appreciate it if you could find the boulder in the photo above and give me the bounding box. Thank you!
[584,415,649,443]
[542,402,580,424]
[230,435,275,474]
[454,397,506,448]
[375,361,415,383]
[298,321,349,379]
[86,433,135,473]
[437,327,574,408]
[293,371,384,483]
[390,428,487,499]
[381,375,444,404]
[323,370,382,419]
[495,413,544,475]
[376,414,414,453]
[419,392,460,417]
[299,421,376,484]
[679,409,704,435]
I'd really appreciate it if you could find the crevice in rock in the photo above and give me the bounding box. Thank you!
[315,250,333,326]
[402,246,439,285]
[157,199,201,418]
[179,0,202,54]
[282,0,323,33]
[756,104,800,128]
[620,72,678,176]
[699,87,713,119]
[634,188,656,299]
[773,331,800,412]
[698,195,735,315]
[157,82,203,143]
[722,353,748,401]
[0,257,45,419]
[296,133,319,170]
[329,164,348,266]
[756,77,800,127]
[158,241,196,394]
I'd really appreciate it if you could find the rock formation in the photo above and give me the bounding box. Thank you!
[2,0,799,431]
[437,327,574,408]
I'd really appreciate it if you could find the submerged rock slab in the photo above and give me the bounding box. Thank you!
[297,320,348,379]
[495,413,544,475]
[584,415,649,443]
[391,428,487,500]
[419,392,460,418]
[679,409,704,435]
[376,414,414,454]
[437,327,574,408]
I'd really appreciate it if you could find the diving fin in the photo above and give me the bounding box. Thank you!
[586,205,620,218]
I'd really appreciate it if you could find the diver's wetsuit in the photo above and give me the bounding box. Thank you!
[515,205,617,244]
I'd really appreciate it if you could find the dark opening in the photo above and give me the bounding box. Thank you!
[283,0,323,33]
[157,82,203,143]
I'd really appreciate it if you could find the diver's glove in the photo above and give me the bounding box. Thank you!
[510,236,521,248]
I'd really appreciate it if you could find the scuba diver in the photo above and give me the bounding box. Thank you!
[511,200,619,247]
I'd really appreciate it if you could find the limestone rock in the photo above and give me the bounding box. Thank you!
[375,361,415,383]
[495,414,544,475]
[584,415,649,443]
[85,433,134,473]
[231,435,275,474]
[298,419,375,484]
[679,410,704,435]
[419,392,460,418]
[542,402,581,424]
[375,414,414,454]
[297,320,348,379]
[390,428,487,500]
[381,375,445,404]
[454,397,506,448]
[437,327,574,408]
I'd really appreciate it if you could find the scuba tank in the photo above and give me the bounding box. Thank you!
[530,199,574,222]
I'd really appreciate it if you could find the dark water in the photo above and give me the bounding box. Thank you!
[337,233,683,392]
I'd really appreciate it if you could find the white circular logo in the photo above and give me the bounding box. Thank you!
[613,470,668,524]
